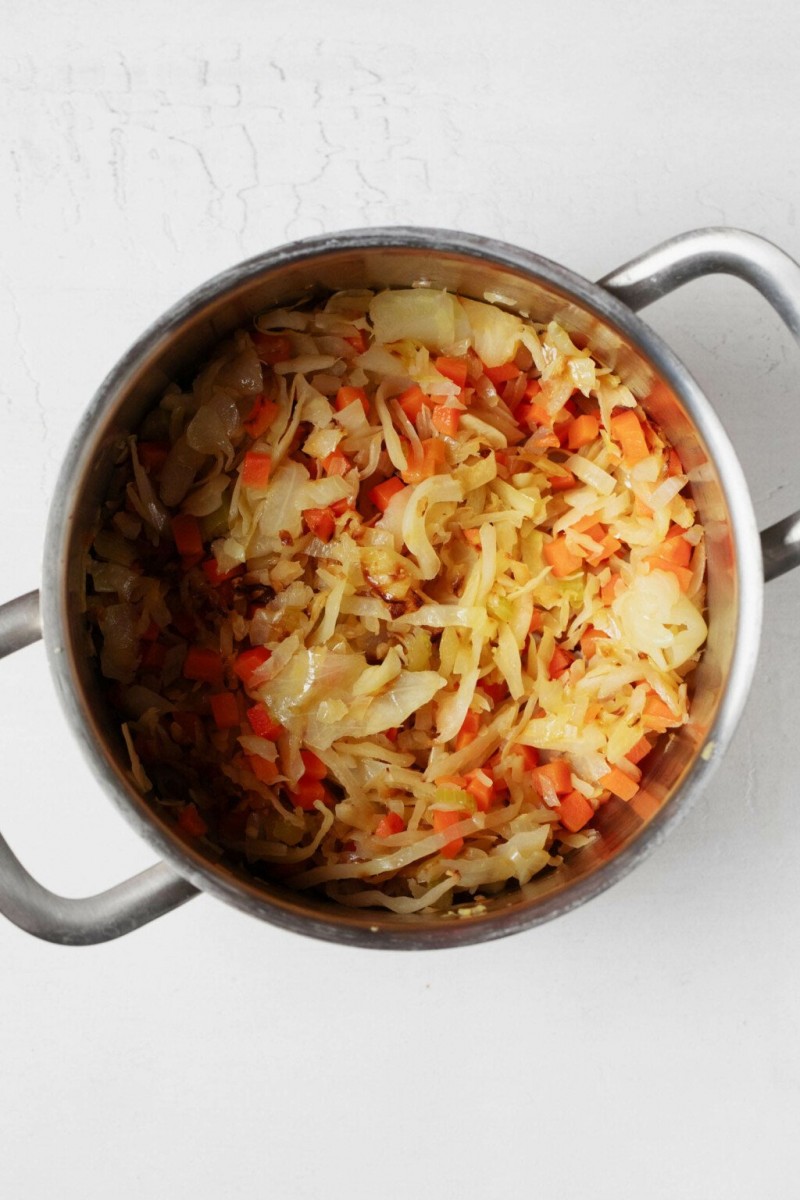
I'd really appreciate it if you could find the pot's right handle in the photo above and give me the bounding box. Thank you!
[599,226,800,582]
[0,591,198,945]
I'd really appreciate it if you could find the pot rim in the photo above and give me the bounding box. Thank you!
[40,226,764,949]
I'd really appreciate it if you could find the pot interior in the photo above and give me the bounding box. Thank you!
[49,233,750,947]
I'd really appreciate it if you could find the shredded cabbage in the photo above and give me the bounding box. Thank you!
[86,288,708,915]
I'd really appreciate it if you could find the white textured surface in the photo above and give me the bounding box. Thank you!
[2,2,799,1197]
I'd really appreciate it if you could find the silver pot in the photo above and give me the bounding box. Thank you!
[1,226,798,949]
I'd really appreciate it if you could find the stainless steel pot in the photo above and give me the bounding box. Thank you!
[1,226,798,949]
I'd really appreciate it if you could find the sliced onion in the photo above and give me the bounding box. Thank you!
[648,474,688,511]
[159,435,208,507]
[182,474,230,517]
[566,453,616,496]
[129,441,170,532]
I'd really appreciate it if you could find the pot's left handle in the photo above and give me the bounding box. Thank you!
[0,591,198,945]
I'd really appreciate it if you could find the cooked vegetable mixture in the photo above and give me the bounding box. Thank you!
[87,288,708,913]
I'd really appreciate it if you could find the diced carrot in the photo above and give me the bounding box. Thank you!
[420,437,449,476]
[533,759,572,797]
[140,641,167,671]
[553,418,572,448]
[291,777,335,811]
[183,645,224,684]
[547,471,577,493]
[652,534,692,568]
[599,766,640,802]
[649,559,693,591]
[321,450,352,477]
[210,691,239,730]
[234,646,271,687]
[533,431,562,450]
[344,330,367,354]
[369,476,406,512]
[589,534,623,566]
[611,410,649,464]
[245,396,279,440]
[580,627,609,660]
[483,362,521,386]
[171,513,203,558]
[178,803,208,837]
[246,754,279,785]
[480,680,508,704]
[246,705,284,740]
[397,385,430,423]
[572,514,604,534]
[509,744,540,771]
[626,735,652,765]
[375,812,406,838]
[558,790,594,833]
[576,522,605,544]
[487,759,510,794]
[464,769,494,812]
[335,385,369,416]
[401,438,446,483]
[302,507,336,543]
[385,727,399,743]
[528,609,544,634]
[330,497,353,517]
[432,808,465,857]
[300,750,327,779]
[668,447,683,477]
[201,558,242,586]
[544,535,583,578]
[137,441,170,473]
[431,405,460,436]
[242,451,272,489]
[252,332,292,365]
[528,401,552,426]
[512,401,536,430]
[434,356,468,388]
[524,378,543,400]
[463,527,482,548]
[548,645,574,679]
[601,574,622,605]
[455,710,480,751]
[435,774,467,789]
[567,413,600,450]
[642,691,679,730]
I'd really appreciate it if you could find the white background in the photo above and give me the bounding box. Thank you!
[2,2,799,1197]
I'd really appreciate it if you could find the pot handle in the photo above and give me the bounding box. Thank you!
[599,226,800,582]
[0,590,198,945]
